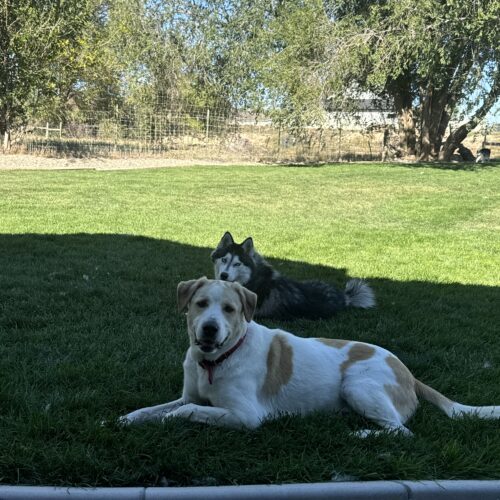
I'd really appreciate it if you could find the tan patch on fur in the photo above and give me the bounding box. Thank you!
[384,355,418,419]
[340,343,375,374]
[263,335,293,396]
[316,338,350,349]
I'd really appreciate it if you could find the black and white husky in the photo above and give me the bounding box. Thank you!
[211,232,375,320]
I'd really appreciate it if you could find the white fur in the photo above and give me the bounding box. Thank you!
[214,253,251,285]
[119,279,500,435]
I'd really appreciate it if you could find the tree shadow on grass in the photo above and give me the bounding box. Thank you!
[0,233,499,486]
[270,160,499,171]
[381,160,500,171]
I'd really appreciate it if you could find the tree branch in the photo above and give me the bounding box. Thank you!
[440,66,500,160]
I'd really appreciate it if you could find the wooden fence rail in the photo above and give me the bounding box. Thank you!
[34,122,63,139]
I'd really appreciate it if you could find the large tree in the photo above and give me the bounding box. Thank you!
[0,0,105,150]
[331,0,500,160]
[88,0,251,116]
[245,0,500,160]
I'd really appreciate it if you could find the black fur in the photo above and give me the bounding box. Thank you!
[211,232,375,321]
[246,260,347,320]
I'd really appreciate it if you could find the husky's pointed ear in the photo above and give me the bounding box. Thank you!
[233,282,257,322]
[241,237,254,256]
[211,232,234,259]
[177,277,208,312]
[218,232,234,248]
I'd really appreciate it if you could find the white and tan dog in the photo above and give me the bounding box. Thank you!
[120,278,500,435]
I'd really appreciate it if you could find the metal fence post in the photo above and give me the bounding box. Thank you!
[205,109,210,140]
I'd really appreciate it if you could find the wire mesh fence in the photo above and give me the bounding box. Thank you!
[11,105,498,162]
[12,105,387,162]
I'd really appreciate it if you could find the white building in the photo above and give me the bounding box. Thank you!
[325,91,397,129]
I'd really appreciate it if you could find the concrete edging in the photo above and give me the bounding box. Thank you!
[0,481,500,500]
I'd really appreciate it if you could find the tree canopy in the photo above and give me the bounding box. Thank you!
[0,0,108,147]
[1,0,499,159]
[322,0,500,160]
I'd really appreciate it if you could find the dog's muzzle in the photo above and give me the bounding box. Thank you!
[202,321,218,337]
[195,321,223,353]
[220,272,229,281]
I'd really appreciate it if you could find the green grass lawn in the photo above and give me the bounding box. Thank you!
[0,162,499,486]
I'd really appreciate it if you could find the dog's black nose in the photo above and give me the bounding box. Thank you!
[220,272,228,281]
[202,322,219,337]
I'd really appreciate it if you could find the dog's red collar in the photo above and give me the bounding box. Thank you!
[198,331,247,385]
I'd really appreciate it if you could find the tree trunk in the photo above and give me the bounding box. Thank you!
[393,83,416,157]
[398,106,416,157]
[419,85,450,160]
[440,70,500,161]
[440,122,474,161]
[2,130,11,151]
[434,107,451,157]
[0,105,11,152]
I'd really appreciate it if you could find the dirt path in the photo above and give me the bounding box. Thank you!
[0,154,259,170]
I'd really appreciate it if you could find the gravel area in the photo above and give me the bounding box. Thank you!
[0,154,258,170]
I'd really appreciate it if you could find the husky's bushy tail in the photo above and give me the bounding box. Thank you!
[415,380,500,420]
[344,279,376,309]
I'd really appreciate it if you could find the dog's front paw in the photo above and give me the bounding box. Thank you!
[100,415,131,427]
[117,414,133,426]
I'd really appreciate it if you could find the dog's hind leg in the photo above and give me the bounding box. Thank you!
[341,381,415,438]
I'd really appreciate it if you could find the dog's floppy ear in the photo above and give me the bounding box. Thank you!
[177,277,208,312]
[233,282,257,322]
[241,236,254,256]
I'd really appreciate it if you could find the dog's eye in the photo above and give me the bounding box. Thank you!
[223,304,235,313]
[221,257,227,263]
[233,262,241,267]
[196,299,208,308]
